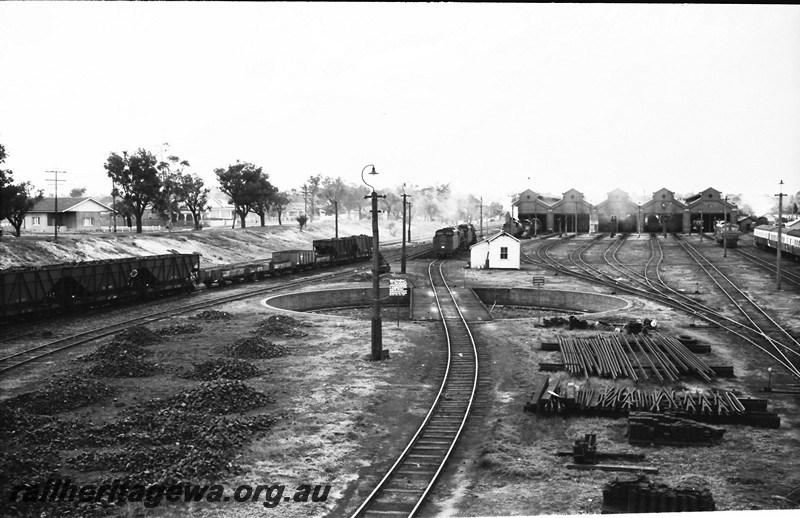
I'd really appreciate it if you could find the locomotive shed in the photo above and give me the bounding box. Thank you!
[1,228,800,517]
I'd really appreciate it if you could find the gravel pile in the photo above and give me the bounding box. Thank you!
[3,395,278,502]
[111,325,163,345]
[86,352,160,378]
[80,339,152,361]
[156,322,203,335]
[226,336,288,359]
[182,358,262,380]
[139,379,273,414]
[66,410,277,481]
[253,315,308,338]
[189,310,232,321]
[0,375,117,415]
[0,444,61,487]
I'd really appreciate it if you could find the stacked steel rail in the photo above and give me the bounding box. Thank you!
[349,260,479,518]
[556,333,715,382]
[522,234,800,381]
[526,379,780,428]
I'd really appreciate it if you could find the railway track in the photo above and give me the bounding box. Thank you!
[0,241,435,349]
[732,245,800,289]
[523,233,800,380]
[349,260,479,518]
[0,251,430,376]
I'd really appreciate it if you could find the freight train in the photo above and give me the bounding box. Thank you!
[433,224,477,257]
[753,224,800,261]
[714,221,740,248]
[1,235,389,320]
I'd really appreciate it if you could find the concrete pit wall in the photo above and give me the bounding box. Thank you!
[265,287,627,316]
[472,288,629,314]
[265,287,407,313]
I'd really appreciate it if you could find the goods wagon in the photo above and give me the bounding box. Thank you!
[1,253,199,318]
[270,250,317,274]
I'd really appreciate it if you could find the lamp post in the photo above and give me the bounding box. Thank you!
[362,164,384,360]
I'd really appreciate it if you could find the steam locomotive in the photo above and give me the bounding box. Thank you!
[433,223,478,258]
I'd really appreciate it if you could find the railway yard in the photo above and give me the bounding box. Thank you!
[1,225,800,517]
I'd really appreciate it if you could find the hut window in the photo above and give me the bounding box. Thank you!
[500,247,508,259]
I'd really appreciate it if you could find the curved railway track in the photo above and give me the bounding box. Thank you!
[732,244,800,288]
[0,243,437,377]
[349,260,479,518]
[523,233,800,380]
[0,271,351,376]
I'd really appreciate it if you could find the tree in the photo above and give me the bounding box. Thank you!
[319,176,348,217]
[305,174,322,222]
[251,175,279,227]
[0,145,12,225]
[155,154,191,227]
[4,181,44,237]
[69,187,87,198]
[382,191,401,219]
[178,174,210,230]
[104,148,163,233]
[272,191,291,225]
[1,144,44,239]
[215,161,267,229]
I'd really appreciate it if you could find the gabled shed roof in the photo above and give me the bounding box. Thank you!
[30,197,113,213]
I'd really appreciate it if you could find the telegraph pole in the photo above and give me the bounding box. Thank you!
[401,186,411,274]
[776,180,785,290]
[700,211,704,242]
[111,179,118,233]
[407,203,412,242]
[334,200,338,239]
[723,195,728,257]
[45,170,66,241]
[479,196,483,240]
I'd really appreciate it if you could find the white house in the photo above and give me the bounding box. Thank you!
[25,197,113,231]
[469,231,520,269]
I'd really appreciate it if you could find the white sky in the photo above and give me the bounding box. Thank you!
[1,3,799,213]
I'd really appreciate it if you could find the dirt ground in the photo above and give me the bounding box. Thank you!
[2,231,800,518]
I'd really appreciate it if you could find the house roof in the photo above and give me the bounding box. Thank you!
[471,230,519,248]
[30,197,113,213]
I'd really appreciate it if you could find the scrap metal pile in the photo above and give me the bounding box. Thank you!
[525,377,780,428]
[627,412,725,445]
[550,333,717,382]
[602,474,715,513]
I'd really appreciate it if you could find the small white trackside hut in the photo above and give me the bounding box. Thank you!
[469,231,520,269]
